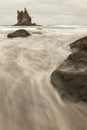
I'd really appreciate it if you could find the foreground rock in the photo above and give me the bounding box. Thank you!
[70,36,87,49]
[14,8,36,26]
[51,51,87,102]
[7,29,30,38]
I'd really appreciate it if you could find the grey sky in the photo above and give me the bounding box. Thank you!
[0,0,87,25]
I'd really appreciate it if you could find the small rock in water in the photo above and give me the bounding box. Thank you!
[7,29,31,38]
[37,27,42,30]
[32,32,42,35]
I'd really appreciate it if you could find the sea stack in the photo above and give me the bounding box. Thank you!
[14,8,36,26]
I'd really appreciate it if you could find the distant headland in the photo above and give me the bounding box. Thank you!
[14,8,36,26]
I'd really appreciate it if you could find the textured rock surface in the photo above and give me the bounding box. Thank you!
[51,51,87,102]
[70,36,87,49]
[14,8,36,26]
[7,29,30,38]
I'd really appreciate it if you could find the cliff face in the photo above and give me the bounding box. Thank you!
[14,8,36,26]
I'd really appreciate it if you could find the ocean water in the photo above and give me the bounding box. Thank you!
[0,25,87,130]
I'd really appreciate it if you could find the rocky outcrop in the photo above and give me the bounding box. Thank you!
[14,8,36,26]
[51,51,87,102]
[70,36,87,49]
[51,36,87,103]
[7,29,30,38]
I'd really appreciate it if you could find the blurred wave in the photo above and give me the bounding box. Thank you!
[0,26,87,130]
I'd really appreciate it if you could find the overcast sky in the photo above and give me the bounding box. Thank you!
[0,0,87,25]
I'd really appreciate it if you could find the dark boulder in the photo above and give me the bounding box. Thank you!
[51,51,87,102]
[70,36,87,49]
[7,29,30,38]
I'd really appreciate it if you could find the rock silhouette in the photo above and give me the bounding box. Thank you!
[14,8,36,26]
[7,29,30,38]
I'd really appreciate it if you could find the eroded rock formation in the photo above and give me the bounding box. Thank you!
[14,8,36,26]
